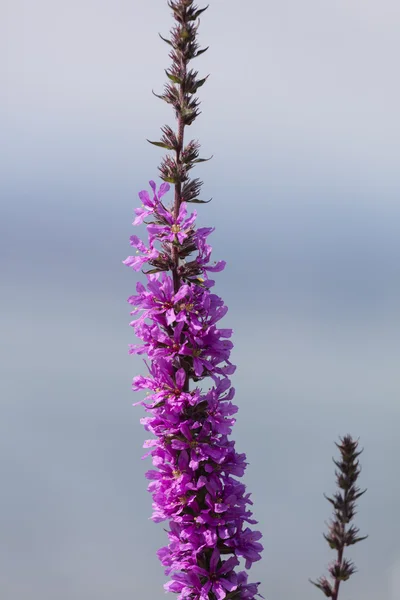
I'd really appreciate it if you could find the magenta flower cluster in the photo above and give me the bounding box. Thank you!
[124,180,263,599]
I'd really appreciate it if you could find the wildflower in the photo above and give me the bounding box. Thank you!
[124,2,263,598]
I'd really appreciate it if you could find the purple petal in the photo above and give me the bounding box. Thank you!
[138,189,152,207]
[165,308,176,325]
[158,182,170,198]
[175,368,186,389]
[129,235,147,252]
[210,548,220,572]
[193,357,204,376]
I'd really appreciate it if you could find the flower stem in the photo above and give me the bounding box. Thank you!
[172,54,186,294]
[332,543,344,600]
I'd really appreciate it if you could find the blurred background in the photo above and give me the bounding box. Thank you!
[1,1,400,599]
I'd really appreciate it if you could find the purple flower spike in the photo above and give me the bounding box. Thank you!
[124,2,263,598]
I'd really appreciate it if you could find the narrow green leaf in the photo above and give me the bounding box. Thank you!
[193,155,213,163]
[346,534,369,546]
[165,70,182,85]
[147,139,174,150]
[192,6,209,20]
[158,33,173,46]
[194,46,209,58]
[193,75,209,91]
[186,198,212,204]
[143,267,168,275]
[152,89,165,100]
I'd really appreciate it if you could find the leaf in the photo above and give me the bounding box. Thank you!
[143,267,168,275]
[165,70,182,85]
[160,176,177,184]
[193,155,213,163]
[192,75,209,92]
[191,6,209,20]
[309,579,333,598]
[194,46,209,58]
[152,89,166,101]
[158,33,173,46]
[346,534,369,546]
[147,139,174,150]
[186,198,212,204]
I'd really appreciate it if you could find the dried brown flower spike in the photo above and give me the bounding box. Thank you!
[310,435,368,599]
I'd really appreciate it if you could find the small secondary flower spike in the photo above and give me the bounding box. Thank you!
[310,435,367,599]
[124,2,263,599]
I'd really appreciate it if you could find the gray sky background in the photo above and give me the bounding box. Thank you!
[1,1,400,599]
